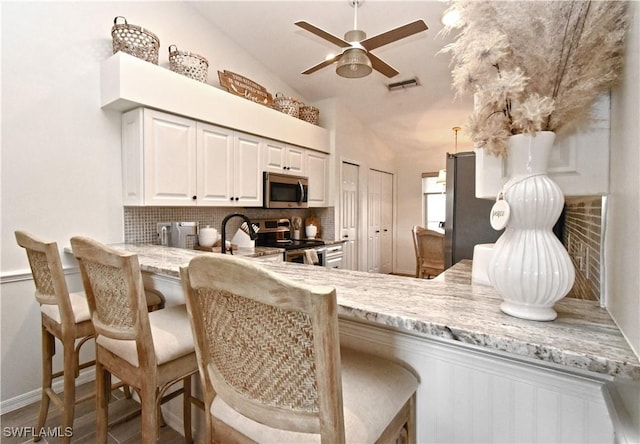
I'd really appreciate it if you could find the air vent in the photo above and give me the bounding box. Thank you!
[387,77,420,91]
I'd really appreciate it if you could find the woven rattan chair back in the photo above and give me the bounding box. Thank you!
[181,254,344,443]
[71,236,153,361]
[412,226,445,278]
[15,231,75,325]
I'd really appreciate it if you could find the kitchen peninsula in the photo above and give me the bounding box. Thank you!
[104,243,638,443]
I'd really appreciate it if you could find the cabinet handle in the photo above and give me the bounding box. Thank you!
[192,195,197,200]
[343,235,349,238]
[376,230,380,233]
[235,197,239,201]
[384,229,388,232]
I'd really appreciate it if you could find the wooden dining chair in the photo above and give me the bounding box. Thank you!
[15,231,167,442]
[71,236,198,443]
[181,254,419,444]
[412,225,445,279]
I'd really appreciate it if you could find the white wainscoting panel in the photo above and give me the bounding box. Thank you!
[338,319,613,444]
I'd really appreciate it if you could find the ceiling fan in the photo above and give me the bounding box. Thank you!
[295,0,428,79]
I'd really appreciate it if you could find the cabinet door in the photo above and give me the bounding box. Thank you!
[143,109,197,206]
[263,140,287,173]
[285,145,307,176]
[476,95,611,198]
[197,123,235,205]
[307,151,328,207]
[234,134,262,206]
[264,141,307,176]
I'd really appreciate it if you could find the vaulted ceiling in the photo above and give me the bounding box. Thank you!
[192,1,474,157]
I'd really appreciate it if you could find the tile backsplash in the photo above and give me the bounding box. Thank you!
[124,206,335,246]
[563,197,602,301]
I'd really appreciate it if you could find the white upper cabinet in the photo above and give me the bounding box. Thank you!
[196,123,235,205]
[232,133,263,206]
[123,108,262,207]
[307,151,329,207]
[476,94,611,198]
[122,108,198,206]
[197,124,262,206]
[263,141,307,176]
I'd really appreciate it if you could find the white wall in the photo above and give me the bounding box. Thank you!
[0,1,305,405]
[608,0,640,363]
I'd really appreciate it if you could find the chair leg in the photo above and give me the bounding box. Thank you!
[183,376,193,444]
[95,362,110,444]
[35,327,54,442]
[60,339,77,444]
[140,384,160,443]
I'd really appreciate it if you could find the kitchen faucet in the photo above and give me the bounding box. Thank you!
[220,213,258,254]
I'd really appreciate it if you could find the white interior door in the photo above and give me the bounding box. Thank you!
[380,171,393,274]
[341,161,359,271]
[367,169,381,273]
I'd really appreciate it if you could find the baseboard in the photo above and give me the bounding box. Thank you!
[0,368,96,414]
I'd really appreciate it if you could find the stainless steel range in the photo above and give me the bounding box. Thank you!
[253,218,326,265]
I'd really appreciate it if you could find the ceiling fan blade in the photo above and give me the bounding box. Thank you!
[295,21,351,48]
[367,52,399,78]
[361,20,428,51]
[301,53,343,75]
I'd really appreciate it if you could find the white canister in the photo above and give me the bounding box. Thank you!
[305,224,317,239]
[198,225,219,247]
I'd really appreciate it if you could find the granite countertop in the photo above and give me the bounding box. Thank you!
[108,243,640,381]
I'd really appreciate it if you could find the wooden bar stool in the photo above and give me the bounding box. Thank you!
[71,236,198,443]
[181,254,419,443]
[15,231,166,442]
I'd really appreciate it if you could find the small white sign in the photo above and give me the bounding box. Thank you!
[490,198,510,231]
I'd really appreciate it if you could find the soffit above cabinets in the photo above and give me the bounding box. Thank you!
[100,52,330,153]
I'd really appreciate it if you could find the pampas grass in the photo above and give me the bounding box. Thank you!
[441,1,629,157]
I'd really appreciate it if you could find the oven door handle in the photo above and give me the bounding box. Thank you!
[298,180,305,205]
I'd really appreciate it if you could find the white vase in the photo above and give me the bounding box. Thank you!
[487,131,575,321]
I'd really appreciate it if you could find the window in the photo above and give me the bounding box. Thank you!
[422,173,446,231]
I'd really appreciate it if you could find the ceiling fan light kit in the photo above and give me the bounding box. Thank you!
[336,48,372,78]
[296,0,428,79]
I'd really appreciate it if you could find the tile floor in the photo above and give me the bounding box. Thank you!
[0,381,184,443]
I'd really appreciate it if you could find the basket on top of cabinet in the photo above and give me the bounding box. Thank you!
[168,45,209,83]
[111,16,160,65]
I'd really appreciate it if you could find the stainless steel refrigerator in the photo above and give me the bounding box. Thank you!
[444,152,502,268]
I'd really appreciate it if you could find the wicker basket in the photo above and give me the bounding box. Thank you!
[273,93,300,118]
[168,45,209,83]
[111,16,160,65]
[299,104,320,125]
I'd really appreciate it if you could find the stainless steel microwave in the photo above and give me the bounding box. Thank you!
[263,172,309,208]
